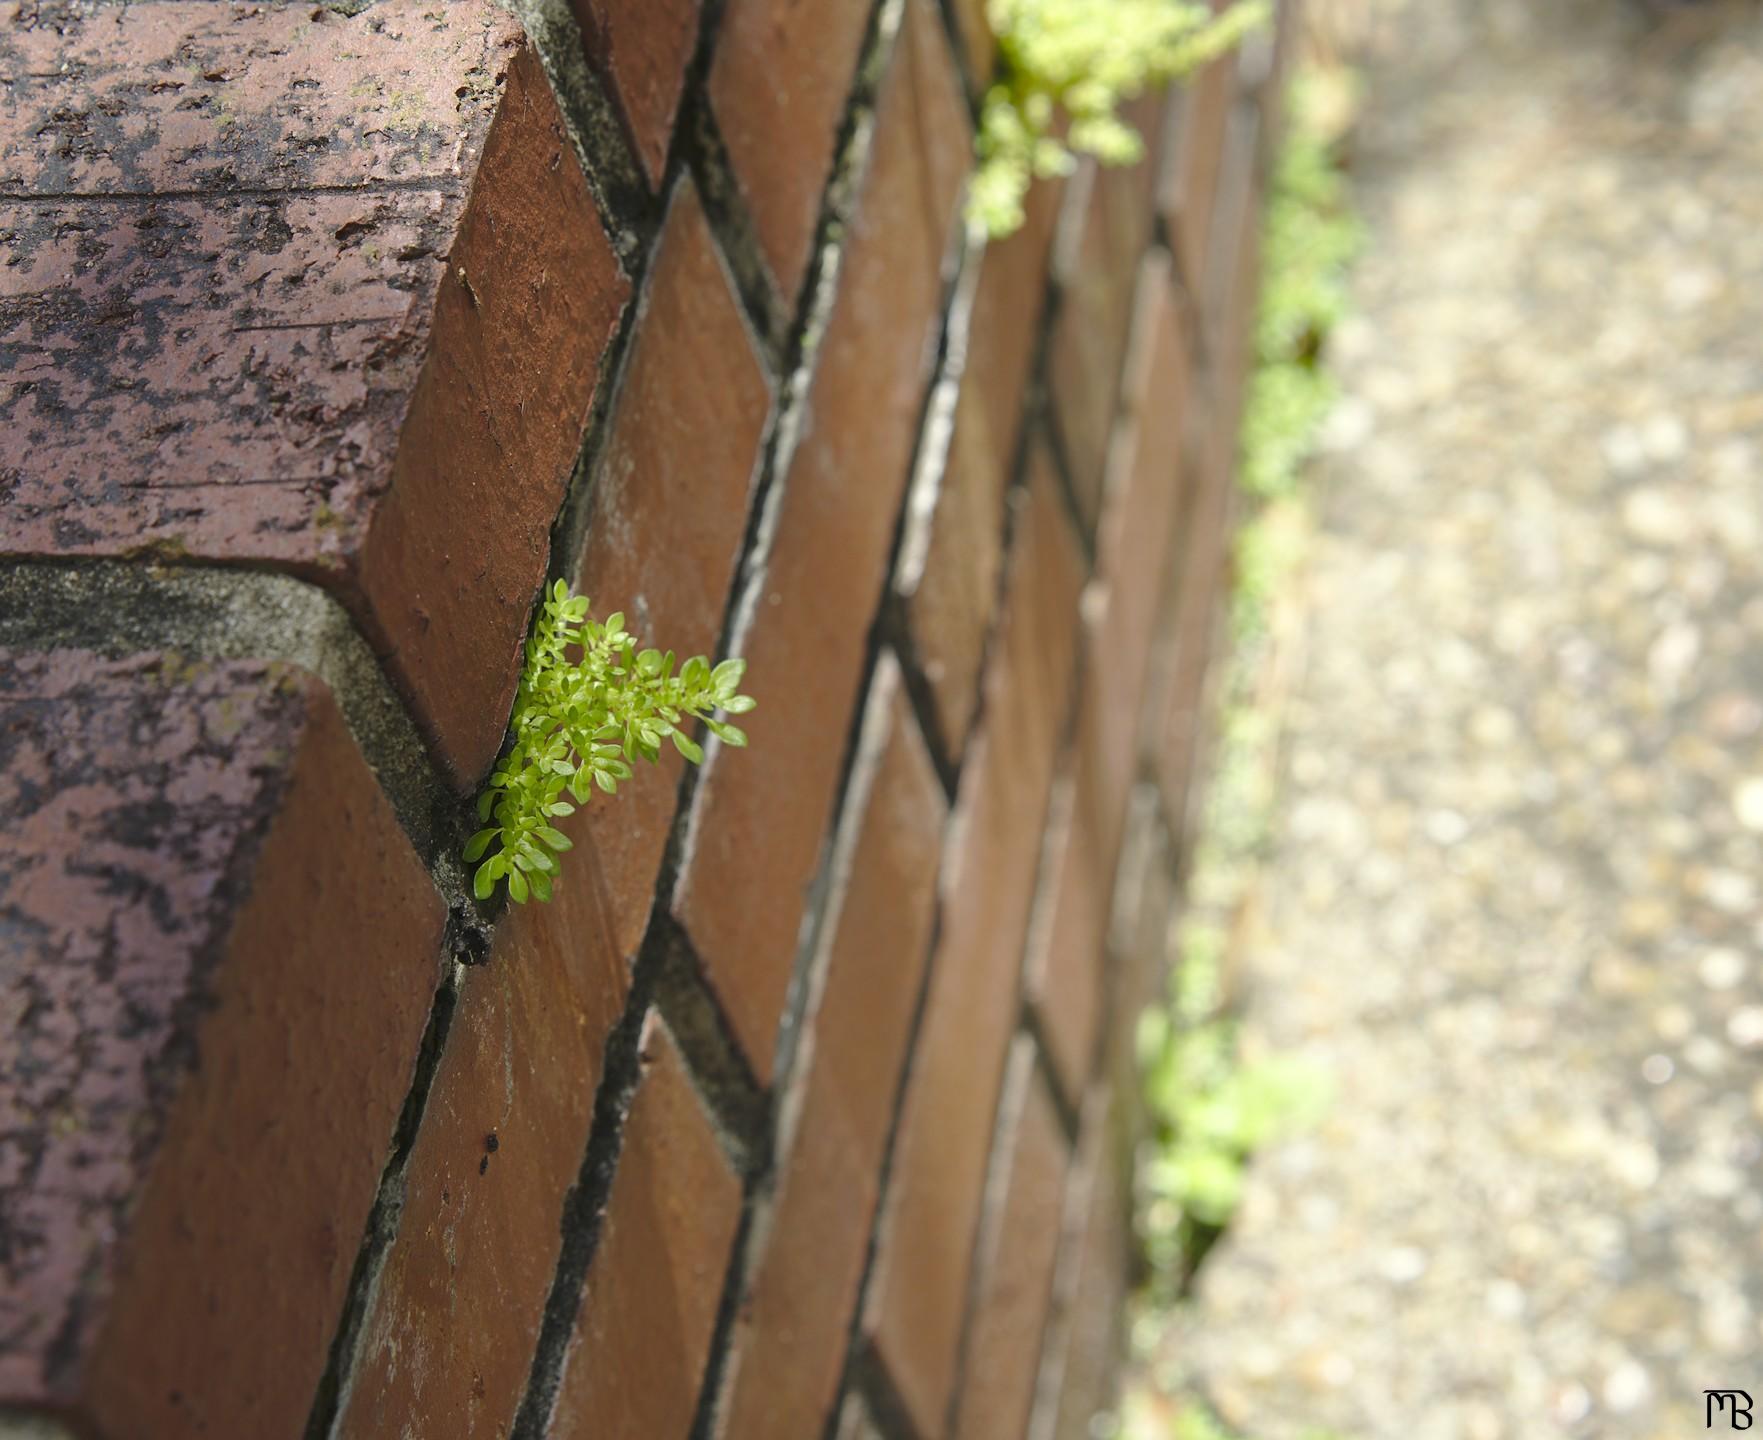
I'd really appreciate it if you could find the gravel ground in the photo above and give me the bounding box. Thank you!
[1177,3,1763,1436]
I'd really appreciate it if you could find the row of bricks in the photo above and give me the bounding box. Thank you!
[0,0,1280,1435]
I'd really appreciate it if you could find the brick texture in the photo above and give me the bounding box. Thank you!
[335,875,629,1440]
[863,450,1084,1437]
[0,652,442,1438]
[717,657,945,1440]
[1165,51,1237,300]
[548,1016,743,1438]
[0,1,1282,1432]
[950,1040,1070,1440]
[573,177,771,964]
[1031,255,1192,1098]
[671,0,968,1081]
[355,40,630,784]
[709,0,874,302]
[1037,1091,1131,1440]
[900,170,1065,759]
[1046,96,1171,528]
[574,0,701,183]
[0,4,630,785]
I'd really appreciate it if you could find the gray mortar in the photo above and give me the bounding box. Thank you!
[501,0,651,260]
[0,561,443,861]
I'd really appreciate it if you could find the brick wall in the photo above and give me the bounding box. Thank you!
[0,2,1287,1437]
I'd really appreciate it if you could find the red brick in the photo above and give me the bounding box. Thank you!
[1035,1092,1130,1440]
[1022,754,1112,1102]
[708,0,873,302]
[1201,97,1262,362]
[862,448,1083,1438]
[358,42,631,784]
[671,0,967,1081]
[1046,149,1154,528]
[1110,790,1176,1035]
[717,657,945,1440]
[950,1041,1069,1440]
[1093,253,1193,776]
[1029,260,1191,1095]
[574,0,701,183]
[946,0,996,85]
[1100,789,1176,1156]
[900,171,1064,758]
[0,650,443,1438]
[1162,52,1235,301]
[549,1017,744,1439]
[335,863,629,1440]
[1152,422,1235,836]
[572,177,771,964]
[0,5,630,785]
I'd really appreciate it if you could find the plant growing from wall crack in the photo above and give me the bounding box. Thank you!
[465,581,754,904]
[971,0,1270,237]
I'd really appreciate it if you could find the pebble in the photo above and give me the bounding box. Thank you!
[1139,3,1763,1436]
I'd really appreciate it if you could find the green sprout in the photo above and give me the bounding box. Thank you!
[971,0,1270,237]
[465,581,754,904]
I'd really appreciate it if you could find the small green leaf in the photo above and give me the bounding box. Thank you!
[721,694,756,714]
[708,720,747,748]
[466,583,757,907]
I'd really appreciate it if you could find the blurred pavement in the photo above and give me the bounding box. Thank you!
[1179,1,1763,1435]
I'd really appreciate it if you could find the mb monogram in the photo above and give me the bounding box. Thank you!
[1709,1391,1754,1430]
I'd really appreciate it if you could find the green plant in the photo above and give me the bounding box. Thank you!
[1134,65,1354,1297]
[1238,73,1361,499]
[970,0,1269,237]
[465,581,754,904]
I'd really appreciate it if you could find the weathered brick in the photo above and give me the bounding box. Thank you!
[549,1016,743,1438]
[1151,418,1235,837]
[1093,252,1193,793]
[0,5,630,785]
[1031,259,1191,1094]
[950,1040,1069,1440]
[1035,1092,1130,1440]
[338,179,765,1434]
[708,0,873,302]
[335,863,629,1440]
[1023,753,1112,1102]
[717,657,945,1440]
[1046,148,1154,528]
[863,448,1083,1438]
[1201,93,1262,362]
[0,650,443,1439]
[574,0,701,183]
[357,42,630,784]
[946,0,996,86]
[1163,50,1236,302]
[899,171,1064,759]
[572,177,771,964]
[1110,788,1176,1035]
[671,0,967,1081]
